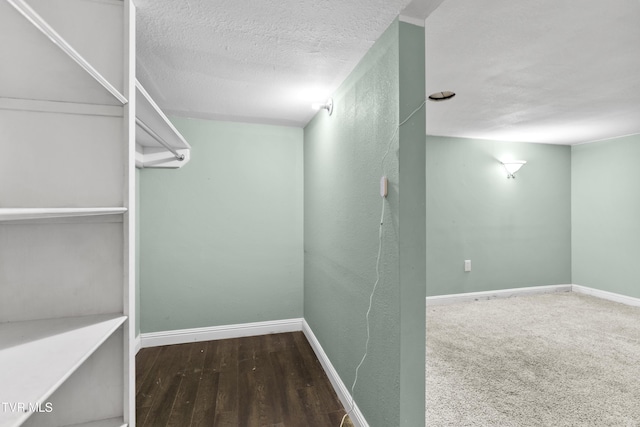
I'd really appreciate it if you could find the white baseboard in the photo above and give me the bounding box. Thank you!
[572,284,640,307]
[134,334,141,354]
[425,284,640,309]
[140,318,304,349]
[426,284,572,306]
[302,320,369,427]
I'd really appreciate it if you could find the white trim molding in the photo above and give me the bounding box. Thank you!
[302,320,369,427]
[134,334,141,354]
[572,284,640,307]
[425,284,640,308]
[140,318,304,349]
[426,284,572,306]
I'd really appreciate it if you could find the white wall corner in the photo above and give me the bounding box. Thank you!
[139,318,304,348]
[571,284,640,307]
[302,320,369,427]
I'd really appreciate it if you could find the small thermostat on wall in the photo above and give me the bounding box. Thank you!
[380,176,388,198]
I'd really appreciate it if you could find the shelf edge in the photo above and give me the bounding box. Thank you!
[0,207,127,221]
[62,416,127,427]
[7,0,127,105]
[0,97,123,117]
[0,315,127,427]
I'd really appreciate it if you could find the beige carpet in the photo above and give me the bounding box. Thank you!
[426,292,640,426]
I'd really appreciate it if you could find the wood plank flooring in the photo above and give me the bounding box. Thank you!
[136,331,352,427]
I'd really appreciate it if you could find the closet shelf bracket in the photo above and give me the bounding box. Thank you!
[136,118,185,161]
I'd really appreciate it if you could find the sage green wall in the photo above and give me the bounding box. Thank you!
[397,22,426,427]
[425,136,572,296]
[572,135,640,297]
[304,20,425,426]
[139,119,303,333]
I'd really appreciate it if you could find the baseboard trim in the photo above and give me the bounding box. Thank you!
[426,284,572,306]
[425,284,640,308]
[134,334,141,354]
[572,284,640,307]
[140,318,304,349]
[302,320,369,427]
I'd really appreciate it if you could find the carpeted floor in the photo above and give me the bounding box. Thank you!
[426,292,640,427]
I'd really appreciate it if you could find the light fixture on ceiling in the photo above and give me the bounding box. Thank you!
[501,160,527,179]
[428,91,456,101]
[312,98,333,115]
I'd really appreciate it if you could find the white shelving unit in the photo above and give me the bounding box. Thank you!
[0,316,127,427]
[0,0,135,426]
[135,80,191,169]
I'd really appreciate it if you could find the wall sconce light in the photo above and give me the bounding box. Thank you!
[501,160,527,179]
[312,98,333,116]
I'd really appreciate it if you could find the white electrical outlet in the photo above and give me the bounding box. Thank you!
[464,260,471,272]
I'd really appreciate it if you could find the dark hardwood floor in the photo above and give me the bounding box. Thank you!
[136,331,352,427]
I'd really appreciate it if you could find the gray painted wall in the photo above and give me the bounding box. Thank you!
[305,20,425,427]
[572,135,640,297]
[425,136,572,296]
[139,119,303,333]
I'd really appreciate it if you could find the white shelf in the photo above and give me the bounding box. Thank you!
[0,97,123,117]
[0,0,126,106]
[64,417,126,427]
[0,207,127,222]
[0,315,126,427]
[135,80,191,168]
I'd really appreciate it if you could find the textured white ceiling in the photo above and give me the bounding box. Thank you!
[135,0,640,143]
[426,0,640,145]
[135,0,418,127]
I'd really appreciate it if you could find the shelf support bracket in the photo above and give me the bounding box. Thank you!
[135,118,185,161]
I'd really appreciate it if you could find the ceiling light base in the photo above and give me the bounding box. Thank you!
[324,98,333,115]
[311,98,333,116]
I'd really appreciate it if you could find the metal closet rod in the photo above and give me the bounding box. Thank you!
[136,118,185,161]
